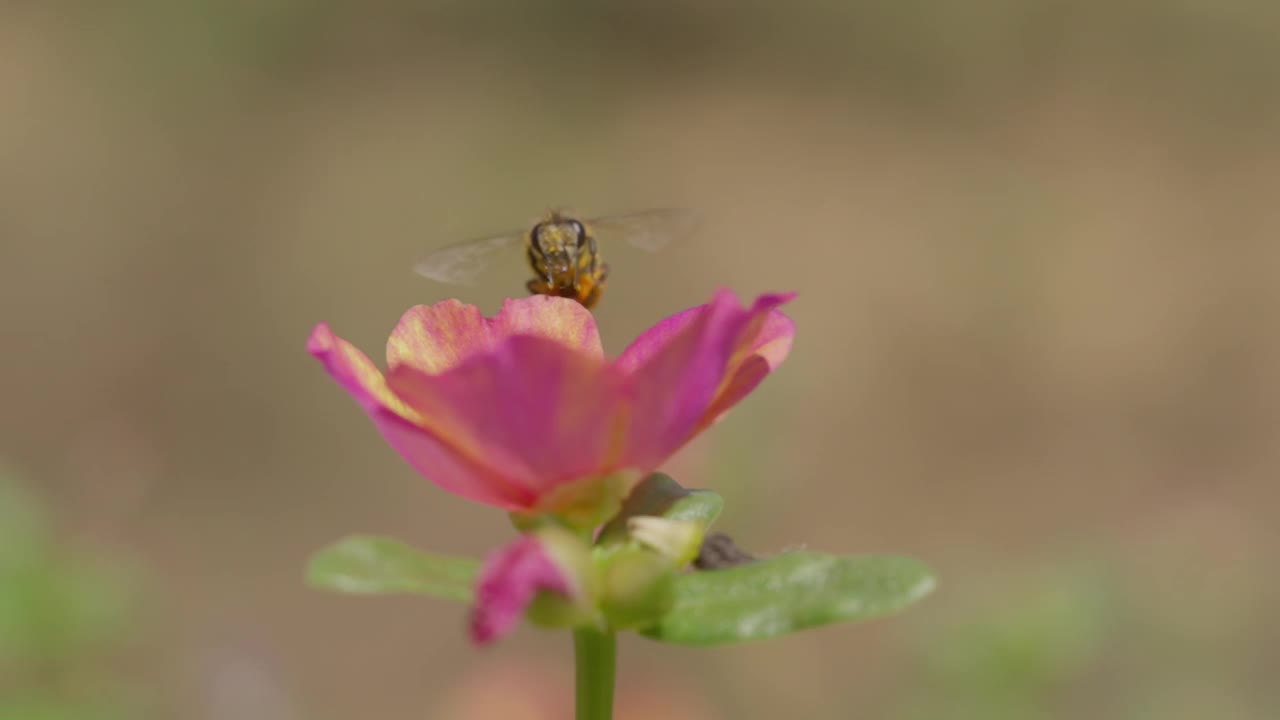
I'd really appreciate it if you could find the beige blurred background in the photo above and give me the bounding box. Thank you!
[2,2,1278,718]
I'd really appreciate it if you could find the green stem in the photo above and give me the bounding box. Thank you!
[574,627,616,720]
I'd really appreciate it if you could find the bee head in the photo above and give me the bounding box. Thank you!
[532,218,587,266]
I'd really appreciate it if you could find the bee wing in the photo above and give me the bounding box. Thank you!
[586,208,700,252]
[413,232,525,286]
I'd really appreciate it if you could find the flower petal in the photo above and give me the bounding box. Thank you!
[614,291,739,467]
[616,290,795,468]
[369,410,535,509]
[387,335,628,501]
[307,322,417,420]
[385,300,488,376]
[470,534,573,645]
[491,295,604,359]
[386,295,603,375]
[696,303,796,433]
[309,322,533,509]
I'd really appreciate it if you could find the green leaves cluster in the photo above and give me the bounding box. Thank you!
[0,470,140,720]
[307,474,934,645]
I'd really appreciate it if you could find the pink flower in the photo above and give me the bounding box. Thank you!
[307,289,795,515]
[469,532,582,644]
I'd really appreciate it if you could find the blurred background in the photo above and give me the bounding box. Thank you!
[2,1,1278,718]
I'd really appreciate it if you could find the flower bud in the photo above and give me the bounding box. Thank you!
[470,526,597,644]
[522,526,599,630]
[627,516,705,568]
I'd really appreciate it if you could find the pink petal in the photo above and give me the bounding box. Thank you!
[307,322,417,420]
[470,535,573,645]
[616,290,796,468]
[695,309,795,433]
[370,410,535,509]
[386,296,603,375]
[387,335,628,500]
[309,322,533,510]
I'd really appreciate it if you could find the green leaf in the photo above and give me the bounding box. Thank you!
[643,552,935,645]
[597,474,723,546]
[306,535,479,602]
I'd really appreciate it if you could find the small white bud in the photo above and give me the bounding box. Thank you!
[626,517,705,568]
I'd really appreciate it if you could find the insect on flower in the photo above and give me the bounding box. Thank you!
[413,208,699,309]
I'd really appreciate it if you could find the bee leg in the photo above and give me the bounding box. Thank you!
[579,262,609,309]
[526,245,556,296]
[580,284,603,309]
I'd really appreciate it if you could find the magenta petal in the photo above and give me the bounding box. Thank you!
[470,535,572,645]
[616,291,796,374]
[490,295,604,360]
[309,321,535,510]
[696,304,797,432]
[308,322,405,415]
[617,290,739,467]
[387,295,603,375]
[369,410,535,509]
[618,290,796,468]
[388,335,628,498]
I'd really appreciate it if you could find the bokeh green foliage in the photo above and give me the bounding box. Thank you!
[0,470,140,720]
[892,562,1280,720]
[895,570,1109,720]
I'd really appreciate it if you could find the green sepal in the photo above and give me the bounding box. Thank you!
[642,552,935,645]
[597,473,723,547]
[511,471,639,532]
[306,535,479,602]
[525,590,597,630]
[597,545,677,630]
[522,526,599,630]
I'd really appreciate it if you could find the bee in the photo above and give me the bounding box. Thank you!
[414,208,697,309]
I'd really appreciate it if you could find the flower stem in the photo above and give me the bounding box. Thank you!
[574,627,616,720]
